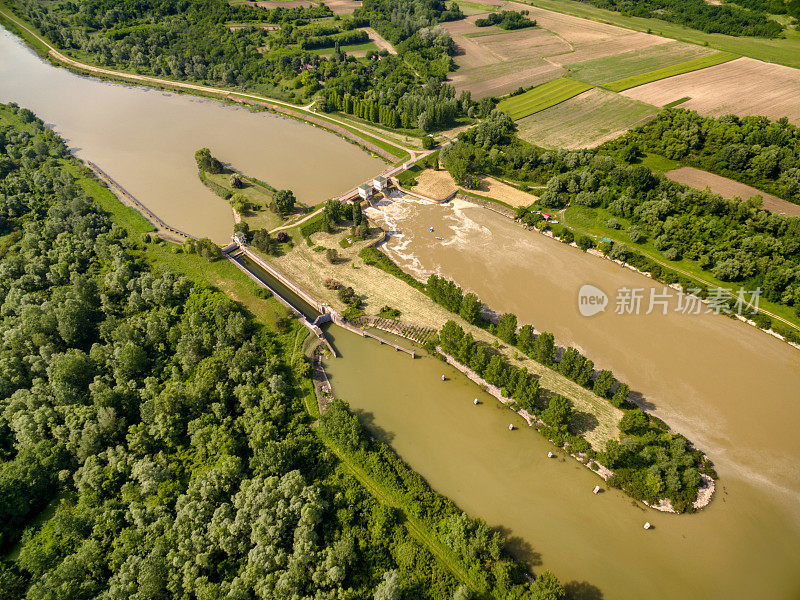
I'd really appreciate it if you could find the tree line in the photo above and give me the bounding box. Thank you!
[585,0,785,37]
[6,0,477,133]
[603,108,800,205]
[475,10,535,29]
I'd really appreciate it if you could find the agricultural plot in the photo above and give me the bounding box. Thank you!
[621,57,800,124]
[665,167,800,217]
[321,0,362,15]
[565,41,717,85]
[453,0,504,15]
[504,1,672,65]
[496,78,593,120]
[603,51,738,91]
[443,16,567,98]
[516,88,658,148]
[444,1,688,98]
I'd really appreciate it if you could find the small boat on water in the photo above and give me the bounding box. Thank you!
[547,451,555,458]
[508,424,514,431]
[473,398,479,405]
[593,485,601,494]
[643,522,652,530]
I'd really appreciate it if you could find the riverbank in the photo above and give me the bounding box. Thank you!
[260,207,714,510]
[268,220,626,448]
[0,6,411,163]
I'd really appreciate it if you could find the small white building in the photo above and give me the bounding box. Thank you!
[357,184,373,199]
[372,175,388,191]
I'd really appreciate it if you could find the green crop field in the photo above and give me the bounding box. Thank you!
[566,42,717,86]
[517,88,658,149]
[453,0,497,14]
[497,78,594,120]
[603,51,739,92]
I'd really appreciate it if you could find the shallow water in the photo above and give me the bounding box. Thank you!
[0,27,385,242]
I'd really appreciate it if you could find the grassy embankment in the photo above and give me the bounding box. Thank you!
[560,205,800,333]
[496,78,595,120]
[602,51,739,92]
[202,171,291,231]
[268,222,623,448]
[518,0,800,69]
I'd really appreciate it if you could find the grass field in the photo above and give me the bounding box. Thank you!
[566,41,717,85]
[517,87,658,148]
[639,152,681,173]
[453,0,501,14]
[517,0,800,69]
[497,78,594,120]
[603,51,738,91]
[314,41,378,56]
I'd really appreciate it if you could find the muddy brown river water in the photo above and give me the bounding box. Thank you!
[0,27,385,242]
[356,197,800,599]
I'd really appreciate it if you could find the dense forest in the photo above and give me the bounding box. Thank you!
[727,0,800,24]
[0,103,568,598]
[440,112,800,329]
[5,0,474,132]
[581,0,786,36]
[603,109,800,205]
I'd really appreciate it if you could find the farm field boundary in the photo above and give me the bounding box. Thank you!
[603,51,738,91]
[515,0,800,69]
[497,78,593,119]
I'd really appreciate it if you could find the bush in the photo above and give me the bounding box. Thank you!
[195,147,223,174]
[378,305,401,318]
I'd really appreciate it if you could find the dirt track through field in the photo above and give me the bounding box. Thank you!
[666,167,800,217]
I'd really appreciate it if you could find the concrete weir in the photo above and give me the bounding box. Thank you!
[223,242,337,357]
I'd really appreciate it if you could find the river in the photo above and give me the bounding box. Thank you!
[325,327,800,599]
[353,197,800,598]
[2,21,799,599]
[0,26,385,242]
